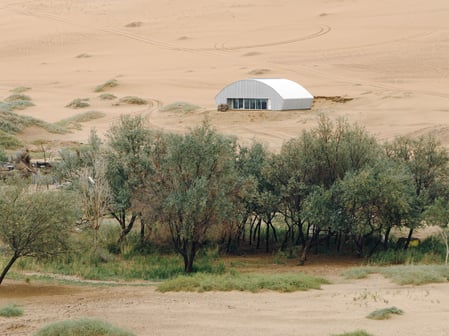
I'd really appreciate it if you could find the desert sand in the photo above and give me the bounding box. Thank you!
[1,0,449,335]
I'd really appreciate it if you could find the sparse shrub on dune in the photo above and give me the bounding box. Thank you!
[0,304,24,317]
[367,307,403,320]
[33,318,136,336]
[0,130,23,149]
[56,111,106,130]
[118,96,147,105]
[160,101,199,114]
[10,86,31,93]
[5,94,32,102]
[65,98,90,109]
[1,94,34,110]
[99,93,117,100]
[94,79,119,92]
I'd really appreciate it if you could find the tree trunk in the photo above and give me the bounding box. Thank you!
[404,228,414,249]
[184,243,197,273]
[0,254,19,285]
[140,216,145,247]
[383,226,392,250]
[118,214,137,244]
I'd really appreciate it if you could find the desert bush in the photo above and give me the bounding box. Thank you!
[332,331,373,336]
[56,111,106,130]
[118,96,147,105]
[343,264,449,285]
[94,79,118,92]
[10,86,31,93]
[157,272,329,293]
[33,318,135,336]
[367,306,403,320]
[0,304,24,317]
[65,98,90,109]
[0,130,22,149]
[99,93,117,100]
[160,101,199,113]
[5,94,32,102]
[0,147,8,161]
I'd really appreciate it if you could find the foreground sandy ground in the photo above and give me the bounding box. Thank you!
[1,268,449,336]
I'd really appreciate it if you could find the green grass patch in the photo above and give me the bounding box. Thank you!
[33,318,135,336]
[157,272,330,293]
[332,331,374,336]
[65,98,90,109]
[99,93,117,100]
[10,87,31,93]
[160,101,199,114]
[0,304,24,317]
[0,130,22,149]
[118,96,147,105]
[342,264,449,285]
[56,111,106,130]
[367,306,403,320]
[0,111,67,135]
[94,79,119,92]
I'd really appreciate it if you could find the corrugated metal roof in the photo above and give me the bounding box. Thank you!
[253,78,313,99]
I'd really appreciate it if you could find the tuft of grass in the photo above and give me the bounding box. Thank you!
[157,272,330,293]
[56,111,106,130]
[33,318,136,336]
[118,96,147,105]
[10,86,31,93]
[5,94,32,102]
[332,331,374,336]
[65,98,90,109]
[343,264,449,285]
[99,93,117,100]
[367,306,403,320]
[0,130,23,149]
[94,79,119,93]
[160,101,199,114]
[381,265,449,285]
[0,304,24,317]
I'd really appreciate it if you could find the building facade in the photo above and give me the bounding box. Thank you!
[215,78,313,111]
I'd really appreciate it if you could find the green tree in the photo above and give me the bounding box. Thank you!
[424,198,449,264]
[385,135,449,247]
[149,123,243,272]
[106,115,154,245]
[0,179,78,284]
[54,129,110,255]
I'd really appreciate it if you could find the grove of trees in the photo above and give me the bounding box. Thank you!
[2,114,449,282]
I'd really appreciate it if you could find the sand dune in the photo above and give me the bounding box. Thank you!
[1,0,448,151]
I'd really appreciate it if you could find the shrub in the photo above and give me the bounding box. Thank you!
[332,331,373,336]
[158,272,330,293]
[160,101,199,113]
[0,304,24,317]
[367,307,403,320]
[118,96,147,105]
[0,147,8,161]
[65,98,90,109]
[56,111,106,130]
[94,79,118,93]
[10,87,31,93]
[0,130,22,149]
[33,318,135,336]
[99,93,117,100]
[5,94,32,102]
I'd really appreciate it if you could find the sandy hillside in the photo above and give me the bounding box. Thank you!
[1,0,448,151]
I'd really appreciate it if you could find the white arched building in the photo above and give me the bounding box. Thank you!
[215,78,313,111]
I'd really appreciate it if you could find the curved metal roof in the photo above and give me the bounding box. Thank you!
[252,78,313,99]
